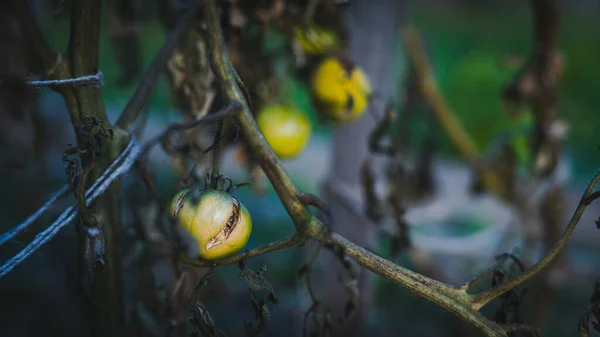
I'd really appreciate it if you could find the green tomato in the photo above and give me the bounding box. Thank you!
[169,189,252,261]
[257,104,312,160]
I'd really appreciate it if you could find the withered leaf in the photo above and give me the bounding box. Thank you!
[578,314,590,337]
[240,268,278,304]
[195,265,218,294]
[244,296,270,337]
[238,255,248,271]
[191,304,227,337]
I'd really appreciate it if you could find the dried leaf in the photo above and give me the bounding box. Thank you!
[192,264,218,298]
[578,314,590,337]
[244,296,270,337]
[191,304,227,337]
[240,268,278,304]
[304,303,333,337]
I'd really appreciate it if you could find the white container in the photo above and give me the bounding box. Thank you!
[403,158,521,284]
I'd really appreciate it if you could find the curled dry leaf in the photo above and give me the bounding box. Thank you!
[240,267,278,304]
[244,296,271,337]
[191,304,227,337]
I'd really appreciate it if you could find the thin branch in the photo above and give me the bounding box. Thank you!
[201,0,319,237]
[115,0,201,129]
[139,103,239,158]
[501,324,542,336]
[457,254,525,292]
[301,240,329,337]
[180,235,305,267]
[304,242,324,303]
[209,121,224,188]
[135,162,162,206]
[327,232,507,337]
[298,192,333,224]
[583,191,600,206]
[470,169,600,310]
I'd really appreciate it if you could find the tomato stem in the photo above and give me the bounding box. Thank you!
[210,121,224,189]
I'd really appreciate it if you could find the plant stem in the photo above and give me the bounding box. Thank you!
[456,254,525,292]
[327,233,508,337]
[201,0,319,237]
[16,1,127,335]
[181,235,305,267]
[64,1,126,336]
[210,121,223,189]
[470,169,600,310]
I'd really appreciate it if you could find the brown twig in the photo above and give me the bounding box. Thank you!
[500,324,542,336]
[469,170,600,310]
[298,192,333,225]
[457,254,525,292]
[138,103,239,158]
[51,0,130,336]
[201,0,319,238]
[180,234,306,267]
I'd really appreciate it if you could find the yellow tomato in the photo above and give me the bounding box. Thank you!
[310,57,371,124]
[349,65,372,96]
[293,25,340,55]
[257,104,312,160]
[169,189,252,261]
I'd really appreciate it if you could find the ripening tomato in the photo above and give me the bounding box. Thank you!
[293,24,340,55]
[169,189,252,261]
[310,57,371,124]
[256,104,312,160]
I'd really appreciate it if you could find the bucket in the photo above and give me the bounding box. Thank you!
[403,158,520,284]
